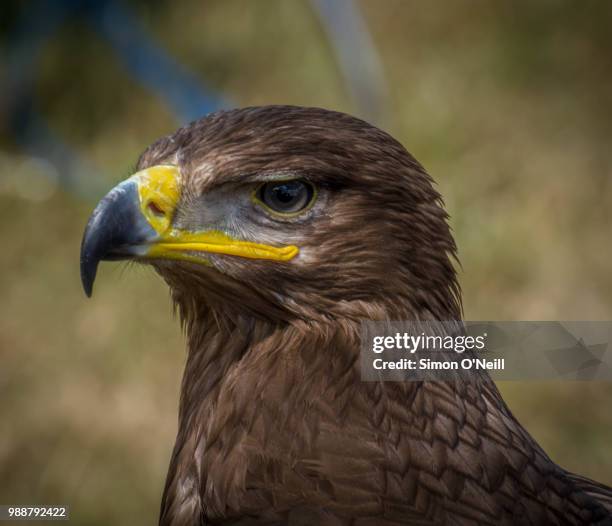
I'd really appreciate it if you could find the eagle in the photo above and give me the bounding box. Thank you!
[80,106,612,525]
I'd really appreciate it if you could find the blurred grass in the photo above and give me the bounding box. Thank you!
[1,1,612,524]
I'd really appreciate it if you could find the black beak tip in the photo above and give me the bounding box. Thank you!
[80,237,99,298]
[80,257,96,298]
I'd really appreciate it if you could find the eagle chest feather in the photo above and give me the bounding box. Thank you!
[162,320,612,526]
[166,321,388,522]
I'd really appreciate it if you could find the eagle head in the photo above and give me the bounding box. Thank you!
[81,106,460,323]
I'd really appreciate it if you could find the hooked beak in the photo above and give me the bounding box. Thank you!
[80,165,298,297]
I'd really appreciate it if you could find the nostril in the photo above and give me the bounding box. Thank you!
[147,200,166,217]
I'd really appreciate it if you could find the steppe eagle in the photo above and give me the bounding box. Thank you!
[80,106,612,525]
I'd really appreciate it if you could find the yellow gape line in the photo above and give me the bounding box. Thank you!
[130,165,299,263]
[149,231,299,261]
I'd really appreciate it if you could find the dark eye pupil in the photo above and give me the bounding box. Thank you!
[273,183,300,203]
[258,180,314,214]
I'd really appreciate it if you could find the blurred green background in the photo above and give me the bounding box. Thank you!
[1,1,612,524]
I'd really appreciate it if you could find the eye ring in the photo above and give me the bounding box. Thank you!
[253,179,317,217]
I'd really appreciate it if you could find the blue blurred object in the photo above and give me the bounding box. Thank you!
[4,0,229,199]
[88,0,227,123]
[3,0,386,200]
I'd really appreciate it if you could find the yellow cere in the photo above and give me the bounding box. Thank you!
[131,164,299,263]
[134,165,182,235]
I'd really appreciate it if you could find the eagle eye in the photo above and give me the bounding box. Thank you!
[254,179,316,216]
